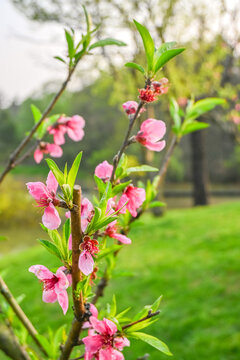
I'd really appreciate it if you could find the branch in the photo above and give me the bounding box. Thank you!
[156,134,178,188]
[110,99,144,182]
[59,186,85,360]
[0,323,31,360]
[122,310,160,331]
[0,276,47,357]
[0,60,80,185]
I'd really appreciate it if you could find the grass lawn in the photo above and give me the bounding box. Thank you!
[1,201,240,359]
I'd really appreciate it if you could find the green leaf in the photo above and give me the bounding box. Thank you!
[0,236,7,241]
[89,38,126,50]
[125,62,145,74]
[154,41,177,59]
[151,295,163,312]
[45,159,64,186]
[94,175,107,198]
[133,20,155,71]
[109,295,117,317]
[36,114,61,139]
[169,97,181,131]
[148,201,165,209]
[63,219,71,247]
[129,332,172,356]
[126,165,159,175]
[31,104,42,124]
[65,29,75,58]
[112,180,131,196]
[126,318,158,332]
[35,334,51,355]
[54,56,66,64]
[82,5,91,33]
[153,48,185,74]
[116,307,131,320]
[181,121,209,135]
[96,244,122,261]
[68,152,82,191]
[186,98,225,120]
[38,239,62,260]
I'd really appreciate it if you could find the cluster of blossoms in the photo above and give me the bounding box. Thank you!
[138,78,169,103]
[34,115,85,163]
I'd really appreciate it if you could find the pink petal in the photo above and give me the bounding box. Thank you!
[67,127,85,141]
[29,265,53,280]
[57,290,69,315]
[42,203,61,230]
[103,318,117,335]
[116,194,128,214]
[114,337,130,351]
[95,161,113,180]
[144,140,166,152]
[111,349,125,360]
[26,182,49,202]
[78,250,94,276]
[82,334,103,353]
[55,268,69,292]
[90,304,98,318]
[34,149,43,163]
[65,211,71,219]
[112,233,131,244]
[47,144,63,157]
[90,317,109,334]
[99,348,113,360]
[140,119,166,142]
[46,171,58,194]
[54,128,66,145]
[42,289,57,303]
[68,234,72,250]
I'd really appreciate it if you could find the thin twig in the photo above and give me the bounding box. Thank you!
[0,276,47,357]
[122,310,160,331]
[0,60,80,185]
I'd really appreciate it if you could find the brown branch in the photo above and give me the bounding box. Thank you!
[0,59,81,185]
[59,186,85,360]
[91,274,108,305]
[0,276,47,357]
[0,323,31,360]
[122,310,160,331]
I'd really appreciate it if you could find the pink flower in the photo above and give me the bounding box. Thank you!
[34,142,63,163]
[48,115,85,144]
[136,118,166,152]
[79,237,99,276]
[138,86,157,103]
[152,78,169,95]
[122,101,146,115]
[83,303,98,329]
[67,197,94,238]
[26,171,61,230]
[95,161,113,182]
[29,265,69,314]
[82,317,130,360]
[117,185,146,217]
[105,223,131,244]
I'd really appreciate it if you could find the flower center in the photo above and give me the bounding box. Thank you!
[43,276,58,291]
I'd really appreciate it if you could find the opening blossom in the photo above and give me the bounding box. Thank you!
[82,317,130,360]
[29,265,70,314]
[48,115,85,145]
[34,142,63,164]
[122,101,146,115]
[26,171,61,230]
[117,185,146,218]
[136,118,166,152]
[105,221,131,245]
[138,78,169,103]
[79,236,99,276]
[95,161,113,182]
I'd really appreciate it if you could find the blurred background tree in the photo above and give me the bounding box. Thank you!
[1,0,240,205]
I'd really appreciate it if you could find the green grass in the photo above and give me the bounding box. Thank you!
[1,202,240,359]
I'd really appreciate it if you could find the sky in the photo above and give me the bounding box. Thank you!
[0,0,65,105]
[0,0,239,107]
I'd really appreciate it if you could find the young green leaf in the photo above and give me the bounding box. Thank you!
[148,201,165,209]
[82,5,91,33]
[45,159,64,186]
[31,104,42,124]
[89,38,126,50]
[154,41,177,59]
[0,236,7,241]
[54,56,66,64]
[169,97,181,132]
[112,180,131,196]
[181,121,209,136]
[133,20,155,71]
[96,244,122,261]
[68,152,82,191]
[125,165,159,176]
[125,62,145,74]
[94,175,107,198]
[38,239,62,260]
[186,98,225,120]
[65,29,75,59]
[153,48,185,74]
[129,332,172,356]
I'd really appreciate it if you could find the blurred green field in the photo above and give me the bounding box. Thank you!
[1,202,240,359]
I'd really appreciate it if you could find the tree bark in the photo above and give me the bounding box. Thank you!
[190,119,209,205]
